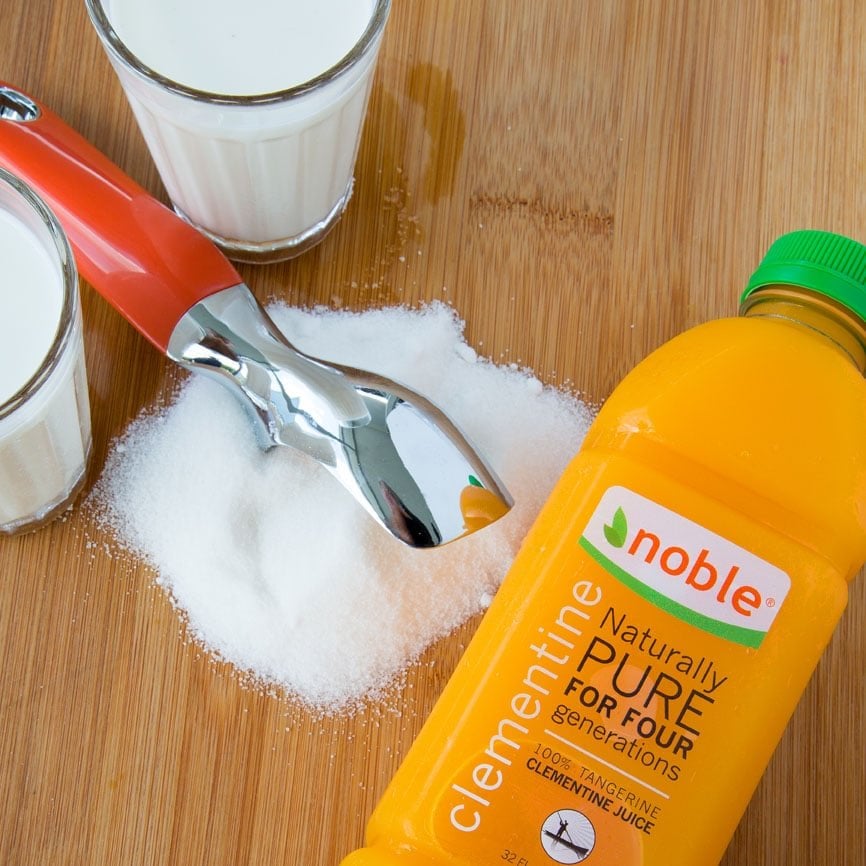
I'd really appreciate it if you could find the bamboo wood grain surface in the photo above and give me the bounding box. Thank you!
[1,1,865,864]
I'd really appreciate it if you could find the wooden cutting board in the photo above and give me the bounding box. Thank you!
[1,1,864,864]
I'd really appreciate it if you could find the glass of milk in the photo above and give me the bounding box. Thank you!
[0,168,92,535]
[85,0,391,263]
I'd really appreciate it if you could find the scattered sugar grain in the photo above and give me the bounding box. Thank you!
[92,303,593,711]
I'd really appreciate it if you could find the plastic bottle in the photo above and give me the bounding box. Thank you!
[340,230,866,866]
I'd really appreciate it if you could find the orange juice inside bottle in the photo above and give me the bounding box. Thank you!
[341,230,866,866]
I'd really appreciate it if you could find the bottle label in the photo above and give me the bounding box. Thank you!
[432,485,798,865]
[579,486,790,647]
[422,486,812,866]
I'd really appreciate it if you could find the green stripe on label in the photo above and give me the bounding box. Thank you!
[579,536,766,649]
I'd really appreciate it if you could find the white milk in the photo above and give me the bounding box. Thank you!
[108,0,376,96]
[0,198,91,533]
[94,0,386,259]
[0,211,63,405]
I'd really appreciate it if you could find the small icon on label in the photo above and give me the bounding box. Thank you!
[540,809,595,863]
[603,506,628,548]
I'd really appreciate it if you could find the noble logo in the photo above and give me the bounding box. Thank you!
[580,487,791,648]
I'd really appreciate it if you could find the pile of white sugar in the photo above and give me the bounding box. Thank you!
[92,303,594,711]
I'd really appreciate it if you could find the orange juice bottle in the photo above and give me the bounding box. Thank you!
[341,230,866,866]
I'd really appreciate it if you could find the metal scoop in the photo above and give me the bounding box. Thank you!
[0,83,511,547]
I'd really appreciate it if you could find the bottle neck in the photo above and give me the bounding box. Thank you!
[740,285,866,374]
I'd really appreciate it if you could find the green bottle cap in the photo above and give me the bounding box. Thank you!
[741,229,866,322]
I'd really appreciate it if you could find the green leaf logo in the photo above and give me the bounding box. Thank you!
[603,506,628,548]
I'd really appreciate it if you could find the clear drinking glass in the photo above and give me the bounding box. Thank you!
[84,0,391,263]
[0,168,92,534]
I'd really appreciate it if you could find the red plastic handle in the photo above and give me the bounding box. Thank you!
[0,83,242,352]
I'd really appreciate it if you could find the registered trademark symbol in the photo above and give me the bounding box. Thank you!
[766,597,776,608]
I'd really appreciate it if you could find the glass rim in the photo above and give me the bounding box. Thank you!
[0,168,80,422]
[84,0,392,106]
